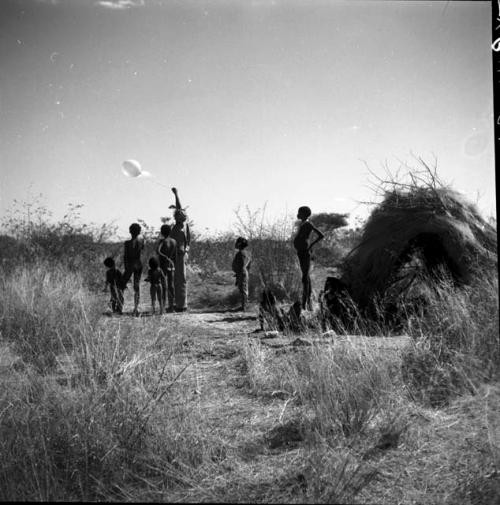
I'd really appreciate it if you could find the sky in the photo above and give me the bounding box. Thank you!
[0,0,496,240]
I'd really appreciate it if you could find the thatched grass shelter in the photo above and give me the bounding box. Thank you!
[340,183,497,314]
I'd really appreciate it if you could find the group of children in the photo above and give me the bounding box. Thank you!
[103,187,191,316]
[104,191,324,316]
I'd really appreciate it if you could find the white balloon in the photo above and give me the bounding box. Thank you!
[122,159,142,178]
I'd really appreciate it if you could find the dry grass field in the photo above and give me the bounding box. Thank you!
[0,182,498,503]
[0,259,498,503]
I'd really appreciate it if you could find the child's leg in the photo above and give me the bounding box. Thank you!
[160,268,167,309]
[150,285,156,314]
[133,267,142,315]
[166,270,175,310]
[117,289,124,314]
[121,267,132,289]
[242,274,249,310]
[157,284,164,314]
[298,252,312,310]
[110,286,118,312]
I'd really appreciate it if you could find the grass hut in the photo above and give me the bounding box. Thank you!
[340,183,497,315]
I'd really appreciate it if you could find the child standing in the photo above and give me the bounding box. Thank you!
[122,222,144,316]
[103,257,124,314]
[293,206,324,310]
[169,187,191,312]
[144,257,165,315]
[232,236,252,311]
[157,224,177,312]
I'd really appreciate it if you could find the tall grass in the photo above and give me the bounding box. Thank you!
[242,335,400,440]
[401,274,499,407]
[0,261,223,501]
[290,344,395,438]
[0,262,101,371]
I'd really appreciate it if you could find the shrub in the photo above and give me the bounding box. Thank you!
[1,198,116,290]
[189,233,234,280]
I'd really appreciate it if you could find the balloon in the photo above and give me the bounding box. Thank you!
[122,159,142,178]
[121,160,168,188]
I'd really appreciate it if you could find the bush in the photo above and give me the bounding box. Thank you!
[1,199,116,290]
[189,233,235,280]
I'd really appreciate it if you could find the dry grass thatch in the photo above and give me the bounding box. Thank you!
[340,170,497,312]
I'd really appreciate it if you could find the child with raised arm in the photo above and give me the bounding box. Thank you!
[169,187,191,312]
[144,256,165,315]
[122,222,144,316]
[293,206,324,310]
[103,257,124,314]
[231,236,252,311]
[157,224,177,313]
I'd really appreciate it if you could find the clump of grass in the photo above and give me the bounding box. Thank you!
[242,339,296,397]
[0,262,101,371]
[242,335,397,439]
[401,274,499,407]
[298,445,378,504]
[290,344,394,438]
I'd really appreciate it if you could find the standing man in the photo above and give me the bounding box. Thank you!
[170,187,191,312]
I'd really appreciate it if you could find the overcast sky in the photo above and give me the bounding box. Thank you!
[0,0,495,239]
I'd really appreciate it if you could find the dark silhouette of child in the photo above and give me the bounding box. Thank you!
[169,187,191,312]
[157,224,177,312]
[231,236,252,311]
[122,222,144,316]
[144,256,165,315]
[293,206,324,310]
[103,257,124,314]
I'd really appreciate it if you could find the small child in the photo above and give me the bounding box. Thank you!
[103,257,124,314]
[122,223,144,316]
[293,206,324,310]
[144,256,165,315]
[231,236,252,311]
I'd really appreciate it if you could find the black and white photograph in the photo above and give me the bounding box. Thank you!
[0,0,498,502]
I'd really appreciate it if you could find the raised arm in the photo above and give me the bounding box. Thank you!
[171,187,182,210]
